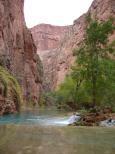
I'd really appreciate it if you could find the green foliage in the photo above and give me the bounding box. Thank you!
[39,92,58,107]
[86,18,115,45]
[0,66,22,111]
[57,77,76,102]
[54,76,77,110]
[55,17,115,110]
[74,17,115,107]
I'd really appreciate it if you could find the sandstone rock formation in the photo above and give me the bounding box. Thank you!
[31,0,115,92]
[55,0,115,89]
[31,24,69,52]
[31,24,69,91]
[0,0,43,114]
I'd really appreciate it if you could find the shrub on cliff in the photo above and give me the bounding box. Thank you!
[0,66,22,114]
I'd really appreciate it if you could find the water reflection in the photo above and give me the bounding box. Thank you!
[0,125,115,154]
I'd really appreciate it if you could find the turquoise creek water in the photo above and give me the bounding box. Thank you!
[0,108,115,154]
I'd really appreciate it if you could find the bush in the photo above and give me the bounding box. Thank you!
[0,66,22,111]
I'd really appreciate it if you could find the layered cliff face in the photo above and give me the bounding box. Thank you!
[31,0,115,92]
[31,24,69,52]
[55,0,115,88]
[57,0,115,85]
[31,24,69,91]
[0,0,43,114]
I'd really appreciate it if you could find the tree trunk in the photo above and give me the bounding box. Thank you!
[92,78,96,107]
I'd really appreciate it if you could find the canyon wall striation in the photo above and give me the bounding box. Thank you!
[0,0,43,114]
[31,24,69,91]
[31,0,115,92]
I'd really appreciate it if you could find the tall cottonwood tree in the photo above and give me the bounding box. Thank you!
[73,17,115,107]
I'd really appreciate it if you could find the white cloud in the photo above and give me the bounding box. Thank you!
[24,0,93,28]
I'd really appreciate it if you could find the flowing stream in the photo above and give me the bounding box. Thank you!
[0,108,115,154]
[0,108,70,126]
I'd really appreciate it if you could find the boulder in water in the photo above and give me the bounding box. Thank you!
[68,113,81,125]
[100,119,115,127]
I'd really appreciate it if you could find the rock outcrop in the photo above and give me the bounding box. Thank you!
[31,24,69,52]
[54,0,115,89]
[31,24,69,91]
[0,0,43,114]
[31,0,115,92]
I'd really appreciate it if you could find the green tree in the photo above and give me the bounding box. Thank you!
[56,77,76,105]
[73,17,115,107]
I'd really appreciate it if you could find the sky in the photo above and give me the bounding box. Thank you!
[24,0,94,28]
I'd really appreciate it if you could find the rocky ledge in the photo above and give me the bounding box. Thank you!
[31,0,115,92]
[72,108,115,127]
[0,0,43,113]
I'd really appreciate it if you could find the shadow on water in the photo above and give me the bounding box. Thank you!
[0,108,115,154]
